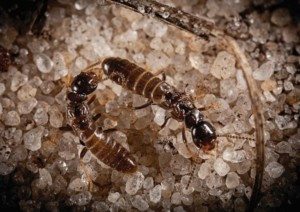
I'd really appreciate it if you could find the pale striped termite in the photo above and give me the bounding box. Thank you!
[64,71,137,173]
[100,57,255,152]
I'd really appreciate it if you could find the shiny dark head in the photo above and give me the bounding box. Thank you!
[71,72,99,95]
[191,121,216,150]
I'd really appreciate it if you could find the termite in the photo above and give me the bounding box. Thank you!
[64,71,137,173]
[100,57,254,152]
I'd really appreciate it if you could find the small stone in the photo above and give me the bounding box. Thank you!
[171,192,182,205]
[225,172,240,189]
[153,107,166,126]
[284,80,294,91]
[143,20,168,37]
[49,106,63,128]
[149,185,162,203]
[70,191,92,206]
[253,61,275,81]
[173,206,186,212]
[213,158,230,177]
[10,71,28,92]
[189,52,210,75]
[271,8,291,27]
[107,192,120,203]
[220,79,239,103]
[34,53,54,73]
[236,160,252,175]
[223,147,246,163]
[275,141,292,154]
[9,145,27,162]
[17,98,38,114]
[125,172,144,195]
[92,202,109,211]
[170,154,192,175]
[17,84,37,101]
[23,126,44,151]
[4,111,21,126]
[198,162,211,179]
[39,168,52,187]
[206,173,223,189]
[211,51,236,79]
[265,161,285,178]
[52,51,68,80]
[143,176,154,190]
[40,81,55,94]
[131,195,149,211]
[33,107,49,125]
[261,79,277,91]
[68,178,88,192]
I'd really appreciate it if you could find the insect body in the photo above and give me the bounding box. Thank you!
[102,57,216,151]
[66,71,137,173]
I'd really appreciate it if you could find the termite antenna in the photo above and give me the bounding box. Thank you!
[216,134,256,141]
[185,162,197,191]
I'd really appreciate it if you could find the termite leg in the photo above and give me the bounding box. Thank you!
[80,147,88,159]
[133,100,153,110]
[160,115,171,129]
[59,125,72,131]
[87,94,96,105]
[103,128,118,134]
[80,140,86,146]
[92,113,102,122]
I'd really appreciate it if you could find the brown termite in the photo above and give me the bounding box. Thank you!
[63,71,137,173]
[100,57,255,152]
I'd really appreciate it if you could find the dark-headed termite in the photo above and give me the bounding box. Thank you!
[64,70,137,173]
[100,57,255,152]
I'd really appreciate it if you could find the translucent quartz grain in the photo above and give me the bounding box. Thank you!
[265,161,285,178]
[149,185,162,203]
[213,158,230,177]
[211,51,236,79]
[131,195,149,211]
[4,111,21,126]
[125,172,144,195]
[23,126,44,151]
[225,172,240,189]
[34,53,54,73]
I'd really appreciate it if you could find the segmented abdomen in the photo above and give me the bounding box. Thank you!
[102,57,172,105]
[84,132,137,173]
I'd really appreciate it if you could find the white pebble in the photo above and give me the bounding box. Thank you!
[68,178,88,192]
[213,158,230,177]
[34,53,54,73]
[253,61,275,81]
[17,98,38,114]
[198,162,211,179]
[211,51,236,79]
[23,126,44,151]
[107,192,120,203]
[265,161,285,178]
[225,172,240,189]
[125,172,144,195]
[223,147,246,163]
[149,185,162,203]
[33,107,49,125]
[0,83,6,95]
[70,191,92,206]
[10,71,28,92]
[143,176,154,190]
[4,111,21,126]
[131,195,149,211]
[49,106,64,128]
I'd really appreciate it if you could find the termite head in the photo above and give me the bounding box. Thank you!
[185,109,216,150]
[68,72,99,102]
